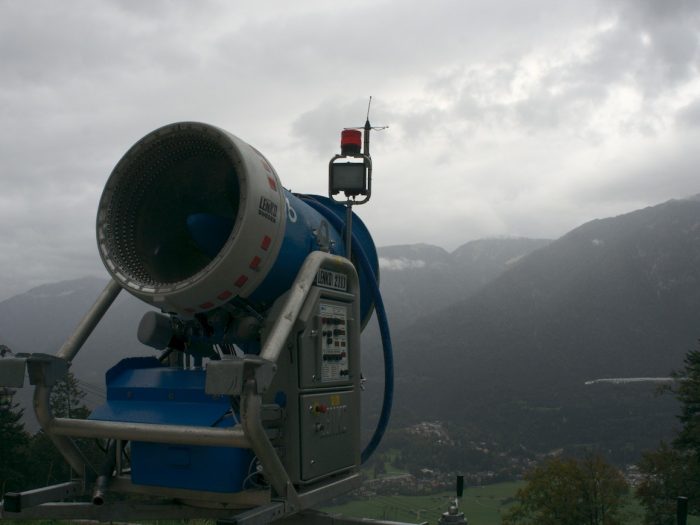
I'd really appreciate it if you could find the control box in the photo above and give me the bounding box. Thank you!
[265,279,361,486]
[299,299,352,389]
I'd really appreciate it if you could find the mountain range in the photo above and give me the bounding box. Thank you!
[385,198,700,457]
[375,237,550,334]
[2,197,697,459]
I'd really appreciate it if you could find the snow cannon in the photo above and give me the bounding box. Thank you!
[0,117,394,524]
[96,121,378,325]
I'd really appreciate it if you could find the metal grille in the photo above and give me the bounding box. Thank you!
[100,130,239,287]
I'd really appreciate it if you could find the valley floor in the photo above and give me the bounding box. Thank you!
[322,481,700,525]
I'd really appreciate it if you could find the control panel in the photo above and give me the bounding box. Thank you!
[268,282,361,486]
[298,298,354,389]
[319,303,349,382]
[299,391,355,481]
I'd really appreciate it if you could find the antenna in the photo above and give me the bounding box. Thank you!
[344,96,389,134]
[330,97,388,257]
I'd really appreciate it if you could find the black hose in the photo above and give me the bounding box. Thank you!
[92,439,124,505]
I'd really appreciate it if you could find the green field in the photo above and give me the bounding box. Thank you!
[2,479,699,525]
[322,481,700,525]
[323,482,521,524]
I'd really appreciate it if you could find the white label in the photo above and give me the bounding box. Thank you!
[319,303,348,383]
[316,269,348,292]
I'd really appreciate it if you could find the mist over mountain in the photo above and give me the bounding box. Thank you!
[376,238,550,333]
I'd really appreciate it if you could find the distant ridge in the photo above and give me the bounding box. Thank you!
[375,237,551,334]
[391,197,700,455]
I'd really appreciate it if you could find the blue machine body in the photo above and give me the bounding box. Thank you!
[249,192,379,325]
[89,195,380,494]
[90,357,253,493]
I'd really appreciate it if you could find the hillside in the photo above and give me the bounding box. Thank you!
[390,198,700,456]
[376,238,550,333]
[0,277,155,427]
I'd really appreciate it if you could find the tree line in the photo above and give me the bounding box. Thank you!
[0,365,96,497]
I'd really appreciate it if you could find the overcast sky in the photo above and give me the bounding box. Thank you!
[1,0,700,300]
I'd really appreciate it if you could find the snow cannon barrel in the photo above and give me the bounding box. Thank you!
[96,122,379,323]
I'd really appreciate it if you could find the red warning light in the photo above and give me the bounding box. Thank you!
[341,129,362,155]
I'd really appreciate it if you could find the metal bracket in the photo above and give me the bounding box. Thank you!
[2,481,82,513]
[0,353,68,388]
[205,356,276,396]
[244,356,277,395]
[206,358,246,396]
[313,221,331,252]
[217,501,287,525]
[0,356,28,388]
[24,353,69,387]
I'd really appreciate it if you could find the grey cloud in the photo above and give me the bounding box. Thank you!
[677,99,700,128]
[208,0,597,99]
[614,0,700,24]
[589,1,700,94]
[0,187,106,301]
[416,11,697,140]
[573,131,700,206]
[2,0,700,300]
[291,99,373,157]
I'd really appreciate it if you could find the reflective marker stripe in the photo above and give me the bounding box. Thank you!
[218,290,233,301]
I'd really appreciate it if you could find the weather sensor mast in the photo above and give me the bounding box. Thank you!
[329,96,387,258]
[0,108,393,525]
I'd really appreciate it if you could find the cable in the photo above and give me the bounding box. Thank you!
[242,456,267,489]
[299,195,394,463]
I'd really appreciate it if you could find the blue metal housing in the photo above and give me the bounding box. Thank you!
[250,192,379,326]
[90,357,252,493]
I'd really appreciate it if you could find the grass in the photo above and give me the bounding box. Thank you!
[3,478,700,524]
[323,481,700,525]
[322,482,521,524]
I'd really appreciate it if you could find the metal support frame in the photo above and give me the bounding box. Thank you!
[1,252,364,524]
[57,279,122,362]
[2,482,82,513]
